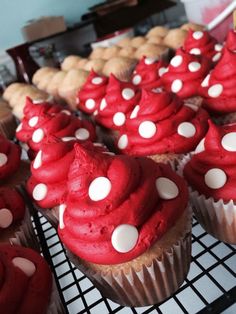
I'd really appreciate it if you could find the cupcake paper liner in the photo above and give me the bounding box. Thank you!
[184,96,203,108]
[66,206,192,307]
[47,277,65,314]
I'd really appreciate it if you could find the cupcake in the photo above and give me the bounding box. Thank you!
[146,26,169,38]
[116,89,209,167]
[58,143,192,306]
[134,43,168,61]
[0,244,63,313]
[182,121,236,244]
[61,55,82,71]
[76,58,89,69]
[146,35,163,45]
[0,99,17,139]
[46,71,67,101]
[102,57,137,81]
[119,46,136,58]
[89,47,106,60]
[163,29,188,50]
[161,48,211,107]
[180,23,205,32]
[130,36,147,48]
[116,37,132,48]
[103,46,121,60]
[225,29,236,51]
[32,67,59,86]
[83,59,106,75]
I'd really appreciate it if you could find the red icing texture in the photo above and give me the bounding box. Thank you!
[200,48,236,114]
[96,74,141,130]
[0,136,21,180]
[183,121,236,202]
[0,244,52,314]
[58,144,188,264]
[117,90,209,156]
[161,48,211,99]
[77,70,108,114]
[225,30,236,51]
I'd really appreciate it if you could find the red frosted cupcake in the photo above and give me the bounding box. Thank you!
[225,29,236,51]
[58,143,192,306]
[181,121,236,244]
[116,89,209,166]
[0,244,63,313]
[161,48,211,107]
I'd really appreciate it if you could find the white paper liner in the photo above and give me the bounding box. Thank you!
[47,277,65,314]
[178,155,236,244]
[67,206,192,307]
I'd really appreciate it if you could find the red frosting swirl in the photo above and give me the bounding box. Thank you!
[77,70,108,114]
[58,143,188,264]
[117,89,209,156]
[161,48,211,99]
[0,244,52,314]
[95,74,141,130]
[183,30,221,64]
[183,121,236,202]
[225,29,236,51]
[0,136,21,180]
[131,56,166,90]
[199,48,236,114]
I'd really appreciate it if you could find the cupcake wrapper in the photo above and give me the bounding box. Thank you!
[35,205,59,229]
[67,206,192,307]
[184,96,203,108]
[213,112,236,126]
[47,277,65,314]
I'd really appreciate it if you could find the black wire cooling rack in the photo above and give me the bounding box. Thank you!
[31,210,236,314]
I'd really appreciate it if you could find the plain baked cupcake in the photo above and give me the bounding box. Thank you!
[61,55,82,71]
[58,143,192,306]
[102,57,137,81]
[163,29,188,50]
[146,26,169,39]
[134,43,168,60]
[181,121,236,244]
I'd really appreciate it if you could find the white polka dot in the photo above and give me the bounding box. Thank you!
[113,112,126,126]
[178,122,196,138]
[59,204,66,229]
[158,67,168,77]
[221,132,236,152]
[195,138,205,153]
[33,183,47,201]
[111,224,138,253]
[184,103,198,111]
[201,74,210,87]
[0,153,7,167]
[130,105,140,119]
[188,62,201,72]
[132,74,142,85]
[12,257,36,277]
[88,177,111,201]
[208,84,223,98]
[118,134,128,149]
[193,31,204,40]
[190,48,201,55]
[212,52,221,62]
[75,128,90,140]
[0,208,13,228]
[92,77,103,85]
[61,110,71,115]
[215,44,223,51]
[28,116,38,127]
[156,177,179,199]
[32,99,43,104]
[122,88,135,100]
[204,168,227,189]
[100,98,107,111]
[16,123,23,132]
[85,99,95,110]
[33,150,42,169]
[144,57,157,65]
[32,128,44,143]
[171,79,183,93]
[139,121,156,139]
[61,137,76,142]
[170,55,183,67]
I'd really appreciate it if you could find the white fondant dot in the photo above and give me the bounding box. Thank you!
[208,84,223,98]
[130,105,140,119]
[212,52,221,62]
[61,137,76,142]
[122,88,135,100]
[61,110,71,115]
[144,57,157,65]
[75,128,90,140]
[193,31,204,40]
[118,134,128,149]
[158,67,168,77]
[0,208,13,228]
[188,62,201,72]
[177,122,196,138]
[85,99,95,110]
[88,177,111,201]
[32,128,44,143]
[28,116,38,127]
[100,98,107,111]
[171,79,183,93]
[111,224,138,253]
[0,153,7,167]
[204,168,227,189]
[16,123,23,132]
[221,132,236,152]
[59,204,66,229]
[92,77,103,85]
[201,74,210,87]
[113,112,126,126]
[190,48,201,55]
[138,121,156,139]
[132,74,142,85]
[156,177,179,200]
[195,138,205,153]
[12,257,36,277]
[170,55,183,67]
[33,150,42,169]
[215,44,223,51]
[32,183,47,201]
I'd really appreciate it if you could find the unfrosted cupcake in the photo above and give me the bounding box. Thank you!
[58,143,192,306]
[102,57,137,81]
[182,121,236,244]
[146,26,169,39]
[134,43,168,61]
[163,29,188,50]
